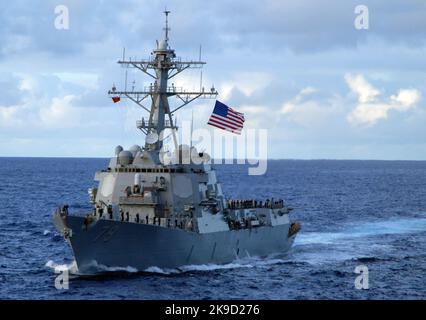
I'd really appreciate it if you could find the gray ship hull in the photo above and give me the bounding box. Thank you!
[55,214,296,274]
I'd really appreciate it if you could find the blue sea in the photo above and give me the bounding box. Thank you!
[0,158,425,299]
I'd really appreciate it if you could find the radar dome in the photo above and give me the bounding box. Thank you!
[115,145,123,155]
[129,144,141,156]
[158,40,168,50]
[118,150,134,165]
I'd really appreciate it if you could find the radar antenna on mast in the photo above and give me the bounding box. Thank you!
[164,10,171,42]
[108,11,218,164]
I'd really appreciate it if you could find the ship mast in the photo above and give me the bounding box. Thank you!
[108,11,218,163]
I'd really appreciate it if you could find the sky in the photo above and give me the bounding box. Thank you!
[1,0,426,159]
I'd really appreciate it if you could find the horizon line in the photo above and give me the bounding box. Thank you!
[0,156,425,162]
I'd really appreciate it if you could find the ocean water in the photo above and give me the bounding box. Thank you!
[0,158,425,299]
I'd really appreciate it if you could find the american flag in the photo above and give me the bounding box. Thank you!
[207,101,245,134]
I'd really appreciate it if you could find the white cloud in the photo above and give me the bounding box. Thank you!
[4,93,91,131]
[280,87,340,127]
[53,72,100,90]
[237,104,270,129]
[220,72,273,100]
[239,105,267,114]
[299,86,318,96]
[345,74,380,103]
[18,75,38,92]
[0,105,24,127]
[281,86,318,116]
[39,95,80,128]
[391,89,421,110]
[1,34,31,56]
[346,74,421,126]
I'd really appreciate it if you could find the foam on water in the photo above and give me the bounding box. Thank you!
[89,261,138,273]
[296,218,426,246]
[45,260,79,274]
[143,262,254,275]
[289,217,426,266]
[144,266,173,274]
[45,260,138,275]
[143,254,291,275]
[180,262,254,272]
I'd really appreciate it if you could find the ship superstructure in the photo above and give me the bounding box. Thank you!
[53,12,300,273]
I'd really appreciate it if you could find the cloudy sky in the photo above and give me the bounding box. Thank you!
[1,0,426,159]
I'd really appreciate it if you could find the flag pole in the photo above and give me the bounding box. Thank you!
[190,109,194,150]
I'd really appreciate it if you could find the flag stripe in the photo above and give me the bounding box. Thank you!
[229,108,244,118]
[208,120,241,133]
[208,120,242,134]
[227,114,244,125]
[207,100,244,134]
[212,111,244,124]
[229,108,244,117]
[207,119,242,133]
[227,112,245,123]
[208,121,241,134]
[209,114,242,130]
[208,115,242,130]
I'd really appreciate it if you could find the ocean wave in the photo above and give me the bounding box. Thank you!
[45,260,79,275]
[45,259,138,276]
[352,256,384,263]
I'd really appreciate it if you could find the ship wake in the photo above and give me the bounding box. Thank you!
[45,253,295,277]
[296,217,426,246]
[45,260,79,275]
[45,260,138,276]
[143,254,295,275]
[292,217,426,265]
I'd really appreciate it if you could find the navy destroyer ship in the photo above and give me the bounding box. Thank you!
[53,11,300,274]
